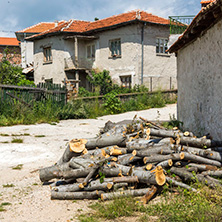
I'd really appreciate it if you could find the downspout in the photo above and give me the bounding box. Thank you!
[141,22,146,85]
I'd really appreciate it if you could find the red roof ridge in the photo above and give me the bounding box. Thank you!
[16,20,66,33]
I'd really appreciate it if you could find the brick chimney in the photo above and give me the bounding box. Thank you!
[201,0,216,8]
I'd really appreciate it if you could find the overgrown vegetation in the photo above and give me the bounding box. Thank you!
[78,183,222,222]
[0,48,34,86]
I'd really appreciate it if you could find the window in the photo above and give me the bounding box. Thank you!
[109,39,121,57]
[156,38,168,54]
[86,44,95,59]
[120,75,131,88]
[43,47,52,62]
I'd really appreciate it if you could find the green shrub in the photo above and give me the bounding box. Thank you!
[102,92,121,114]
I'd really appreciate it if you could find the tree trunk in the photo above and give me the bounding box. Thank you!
[118,154,142,165]
[202,170,222,178]
[104,176,139,184]
[187,163,218,172]
[51,190,103,200]
[126,139,161,151]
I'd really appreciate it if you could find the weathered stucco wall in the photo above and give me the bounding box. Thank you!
[177,19,222,140]
[96,23,176,90]
[33,23,176,90]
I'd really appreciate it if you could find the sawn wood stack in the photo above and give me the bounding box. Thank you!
[39,117,222,202]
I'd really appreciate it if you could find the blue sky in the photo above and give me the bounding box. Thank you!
[0,0,202,37]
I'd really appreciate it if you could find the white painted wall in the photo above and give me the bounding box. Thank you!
[177,19,222,140]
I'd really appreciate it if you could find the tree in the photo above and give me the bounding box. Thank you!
[0,49,33,85]
[87,70,113,95]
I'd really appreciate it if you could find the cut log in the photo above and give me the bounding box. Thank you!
[141,185,158,204]
[126,138,161,151]
[166,177,197,191]
[134,144,173,157]
[110,147,127,156]
[51,190,103,200]
[187,163,218,172]
[143,153,183,164]
[149,128,222,148]
[39,162,72,182]
[202,170,222,178]
[101,188,151,201]
[151,166,166,186]
[182,146,222,162]
[54,180,114,192]
[170,167,195,182]
[118,154,142,165]
[56,168,91,180]
[104,176,139,184]
[157,159,173,168]
[196,174,222,188]
[85,135,127,149]
[183,152,222,167]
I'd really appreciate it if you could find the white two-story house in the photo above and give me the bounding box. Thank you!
[27,10,177,91]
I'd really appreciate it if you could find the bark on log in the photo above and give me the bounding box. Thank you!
[150,128,222,148]
[51,190,103,200]
[157,159,173,168]
[202,170,222,178]
[56,168,91,180]
[170,167,195,182]
[126,139,161,151]
[143,153,183,164]
[54,180,114,192]
[134,144,173,157]
[39,162,72,182]
[182,146,222,162]
[85,135,127,149]
[166,177,197,191]
[187,163,218,172]
[103,176,139,184]
[118,154,142,165]
[101,188,151,201]
[183,152,222,167]
[196,174,222,188]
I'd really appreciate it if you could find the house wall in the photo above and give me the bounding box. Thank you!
[33,23,177,90]
[177,19,222,140]
[34,35,70,84]
[95,23,176,90]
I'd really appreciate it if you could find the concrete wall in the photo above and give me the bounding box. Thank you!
[177,19,222,140]
[33,22,177,90]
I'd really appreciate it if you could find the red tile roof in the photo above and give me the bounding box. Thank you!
[201,0,215,3]
[0,37,20,46]
[16,21,66,34]
[27,10,170,40]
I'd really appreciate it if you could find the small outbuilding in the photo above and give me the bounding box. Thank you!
[169,0,222,140]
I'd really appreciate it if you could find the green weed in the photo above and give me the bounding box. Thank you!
[11,138,23,143]
[3,184,15,188]
[12,164,23,170]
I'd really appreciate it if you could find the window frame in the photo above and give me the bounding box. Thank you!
[156,38,168,55]
[109,39,121,58]
[43,47,52,63]
[86,44,96,59]
[120,75,132,88]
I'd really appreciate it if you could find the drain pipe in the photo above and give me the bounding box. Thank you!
[141,22,146,85]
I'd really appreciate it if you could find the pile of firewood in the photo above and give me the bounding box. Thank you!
[39,117,222,203]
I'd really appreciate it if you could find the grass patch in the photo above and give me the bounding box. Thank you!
[34,135,45,138]
[3,184,15,188]
[79,185,222,222]
[11,138,23,143]
[12,164,23,170]
[0,133,10,136]
[78,196,145,221]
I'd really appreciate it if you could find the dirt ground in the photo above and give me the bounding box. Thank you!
[0,104,176,222]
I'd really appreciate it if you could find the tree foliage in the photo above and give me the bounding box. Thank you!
[0,49,34,85]
[87,70,113,95]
